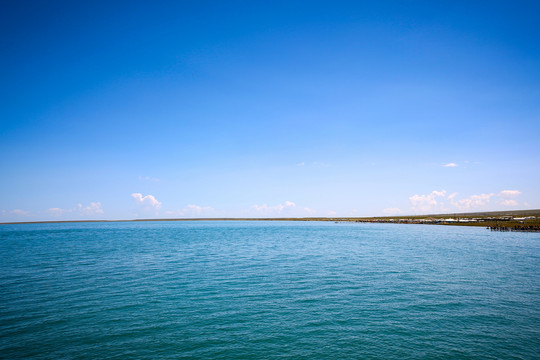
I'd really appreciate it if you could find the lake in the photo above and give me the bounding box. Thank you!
[1,221,538,359]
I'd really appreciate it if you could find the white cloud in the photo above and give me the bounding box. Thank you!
[409,190,446,213]
[132,193,162,216]
[496,190,521,207]
[383,207,402,215]
[296,162,305,166]
[253,201,296,212]
[47,208,67,216]
[0,209,30,220]
[499,190,521,198]
[501,199,518,207]
[251,201,296,216]
[78,202,104,216]
[164,204,214,217]
[183,204,214,216]
[249,203,316,217]
[448,193,494,210]
[185,204,207,214]
[443,163,458,167]
[132,193,162,209]
[327,210,337,216]
[409,189,524,213]
[138,176,160,182]
[47,202,104,218]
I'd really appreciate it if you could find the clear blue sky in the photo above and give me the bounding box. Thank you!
[1,0,539,221]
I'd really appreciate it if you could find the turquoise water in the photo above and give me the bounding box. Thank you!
[1,221,539,359]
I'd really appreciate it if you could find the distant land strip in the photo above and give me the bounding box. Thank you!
[1,209,540,231]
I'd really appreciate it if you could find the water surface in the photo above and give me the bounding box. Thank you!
[1,221,538,359]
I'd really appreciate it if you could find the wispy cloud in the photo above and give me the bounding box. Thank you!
[248,202,321,217]
[448,193,494,210]
[47,208,66,216]
[1,209,30,220]
[500,199,518,207]
[252,201,296,215]
[499,190,521,198]
[409,189,524,213]
[497,190,521,207]
[164,204,214,217]
[47,202,104,217]
[409,190,446,213]
[78,202,104,216]
[184,204,213,215]
[443,163,458,167]
[138,176,160,182]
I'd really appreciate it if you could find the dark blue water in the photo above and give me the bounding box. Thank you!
[1,221,538,359]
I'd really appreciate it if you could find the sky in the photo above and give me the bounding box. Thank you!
[1,0,539,221]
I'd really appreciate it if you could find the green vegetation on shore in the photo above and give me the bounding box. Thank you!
[321,209,540,232]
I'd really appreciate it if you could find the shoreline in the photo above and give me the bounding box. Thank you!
[2,209,540,231]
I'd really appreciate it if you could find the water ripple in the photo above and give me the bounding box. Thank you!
[1,221,539,359]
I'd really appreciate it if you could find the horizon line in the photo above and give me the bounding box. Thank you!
[1,209,539,225]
